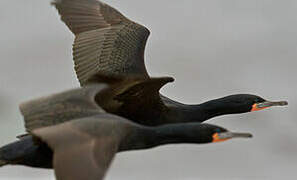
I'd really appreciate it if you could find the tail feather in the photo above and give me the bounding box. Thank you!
[0,136,53,168]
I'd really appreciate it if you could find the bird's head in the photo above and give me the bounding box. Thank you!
[227,94,287,112]
[186,123,253,144]
[210,126,253,143]
[205,94,288,115]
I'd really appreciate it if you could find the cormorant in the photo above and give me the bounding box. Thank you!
[0,83,252,180]
[51,0,287,126]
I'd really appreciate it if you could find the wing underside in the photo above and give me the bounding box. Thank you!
[32,118,118,180]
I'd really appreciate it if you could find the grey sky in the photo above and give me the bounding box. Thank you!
[0,0,296,179]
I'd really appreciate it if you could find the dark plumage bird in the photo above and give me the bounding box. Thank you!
[52,0,287,126]
[0,84,252,180]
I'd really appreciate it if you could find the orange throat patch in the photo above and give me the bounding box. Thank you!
[212,133,229,143]
[251,104,268,112]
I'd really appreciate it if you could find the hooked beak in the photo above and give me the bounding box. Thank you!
[251,100,288,111]
[212,132,253,143]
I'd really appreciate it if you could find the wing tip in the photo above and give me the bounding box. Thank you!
[151,76,175,84]
[165,77,175,83]
[50,0,59,6]
[19,101,30,116]
[51,0,102,7]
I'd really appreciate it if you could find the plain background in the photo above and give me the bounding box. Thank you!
[0,0,296,179]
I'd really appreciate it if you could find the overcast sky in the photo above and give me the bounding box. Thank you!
[0,0,296,179]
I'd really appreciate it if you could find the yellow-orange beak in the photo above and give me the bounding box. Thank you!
[212,132,253,143]
[251,101,288,112]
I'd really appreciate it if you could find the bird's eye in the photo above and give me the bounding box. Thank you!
[215,128,221,133]
[254,97,265,103]
[254,99,260,103]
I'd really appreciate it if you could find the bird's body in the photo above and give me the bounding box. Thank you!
[0,83,252,180]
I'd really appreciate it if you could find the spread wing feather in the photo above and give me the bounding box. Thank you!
[52,0,150,85]
[19,84,107,132]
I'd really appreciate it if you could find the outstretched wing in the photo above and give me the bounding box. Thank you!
[32,118,118,180]
[20,84,107,132]
[52,0,150,85]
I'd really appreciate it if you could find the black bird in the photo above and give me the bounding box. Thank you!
[0,84,252,180]
[51,0,287,126]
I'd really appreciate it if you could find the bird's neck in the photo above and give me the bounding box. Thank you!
[165,98,241,124]
[161,95,241,124]
[195,97,246,120]
[118,124,209,152]
[191,100,232,121]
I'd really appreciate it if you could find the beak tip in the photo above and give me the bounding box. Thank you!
[281,101,288,106]
[247,133,253,138]
[230,132,253,139]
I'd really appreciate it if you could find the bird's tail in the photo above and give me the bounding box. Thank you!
[0,138,27,167]
[0,135,53,168]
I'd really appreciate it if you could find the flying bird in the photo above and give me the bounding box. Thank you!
[51,0,287,126]
[0,84,252,180]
